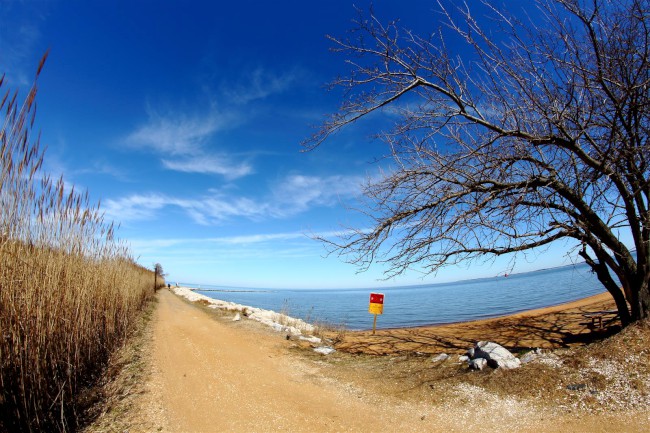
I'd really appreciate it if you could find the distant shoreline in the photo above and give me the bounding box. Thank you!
[189,288,272,293]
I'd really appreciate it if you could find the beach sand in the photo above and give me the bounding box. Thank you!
[333,292,619,355]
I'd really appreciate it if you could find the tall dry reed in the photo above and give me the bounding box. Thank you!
[0,54,161,431]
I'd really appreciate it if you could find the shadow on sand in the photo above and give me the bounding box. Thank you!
[332,301,621,356]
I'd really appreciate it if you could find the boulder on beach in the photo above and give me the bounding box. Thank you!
[314,346,336,355]
[431,353,449,362]
[520,348,543,364]
[470,341,521,370]
[299,335,322,344]
[469,358,488,370]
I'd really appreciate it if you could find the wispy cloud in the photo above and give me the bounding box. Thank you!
[128,236,322,272]
[0,19,43,88]
[125,107,253,179]
[126,229,334,267]
[124,67,300,179]
[103,173,364,225]
[223,67,299,105]
[127,109,232,155]
[102,193,256,225]
[271,174,364,216]
[102,193,170,222]
[129,230,310,250]
[162,155,252,179]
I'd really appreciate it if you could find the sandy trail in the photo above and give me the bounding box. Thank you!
[149,289,434,432]
[140,289,644,433]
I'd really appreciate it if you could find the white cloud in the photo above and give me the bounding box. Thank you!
[128,237,322,276]
[186,195,266,224]
[127,109,231,155]
[209,231,308,245]
[126,230,329,268]
[102,194,169,222]
[270,174,365,216]
[161,155,252,179]
[102,192,265,226]
[223,67,299,105]
[0,19,42,88]
[129,231,308,250]
[103,173,364,225]
[124,66,299,179]
[125,108,252,179]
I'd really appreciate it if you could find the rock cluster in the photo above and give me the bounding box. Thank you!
[313,346,336,355]
[464,341,522,370]
[520,348,543,364]
[431,353,450,362]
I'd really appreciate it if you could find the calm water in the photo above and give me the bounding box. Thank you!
[189,263,605,330]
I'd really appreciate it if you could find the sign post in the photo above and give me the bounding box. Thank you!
[368,293,384,335]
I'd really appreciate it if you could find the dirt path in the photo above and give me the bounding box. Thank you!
[126,289,646,433]
[146,289,438,432]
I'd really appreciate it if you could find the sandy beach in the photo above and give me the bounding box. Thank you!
[85,288,648,433]
[333,292,619,356]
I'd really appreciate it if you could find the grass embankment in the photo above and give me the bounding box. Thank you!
[0,57,163,431]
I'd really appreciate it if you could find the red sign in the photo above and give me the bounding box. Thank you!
[369,293,385,315]
[369,293,384,304]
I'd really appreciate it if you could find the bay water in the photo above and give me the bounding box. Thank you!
[190,262,605,330]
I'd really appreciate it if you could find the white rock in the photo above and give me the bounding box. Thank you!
[520,348,542,364]
[171,287,316,334]
[232,313,241,321]
[473,341,521,370]
[458,355,470,363]
[431,353,450,362]
[283,326,303,336]
[299,335,322,344]
[496,357,522,370]
[313,346,336,355]
[469,358,488,370]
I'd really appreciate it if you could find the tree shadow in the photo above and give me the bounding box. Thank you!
[332,301,620,356]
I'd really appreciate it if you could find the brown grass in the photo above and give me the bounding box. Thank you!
[314,318,650,415]
[0,55,162,431]
[79,298,161,433]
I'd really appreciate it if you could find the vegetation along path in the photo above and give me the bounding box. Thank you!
[87,289,648,432]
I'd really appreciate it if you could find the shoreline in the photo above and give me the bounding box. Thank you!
[174,284,618,356]
[375,291,613,332]
[333,291,618,355]
[180,282,610,331]
[171,286,318,336]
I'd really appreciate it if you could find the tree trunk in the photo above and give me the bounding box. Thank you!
[609,283,631,327]
[639,280,650,321]
[580,249,631,327]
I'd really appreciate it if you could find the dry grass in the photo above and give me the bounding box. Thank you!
[0,56,162,431]
[314,319,650,416]
[79,299,162,433]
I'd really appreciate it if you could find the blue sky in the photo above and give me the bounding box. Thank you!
[1,0,590,289]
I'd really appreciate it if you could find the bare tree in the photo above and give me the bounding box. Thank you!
[305,0,650,326]
[154,262,165,290]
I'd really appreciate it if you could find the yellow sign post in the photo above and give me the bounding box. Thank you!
[368,293,384,334]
